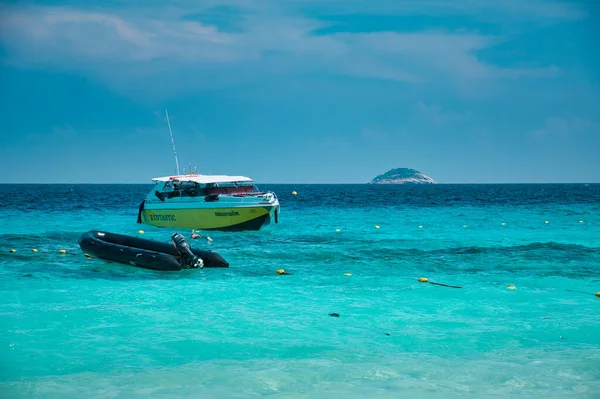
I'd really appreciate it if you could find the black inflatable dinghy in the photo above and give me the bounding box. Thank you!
[78,230,229,271]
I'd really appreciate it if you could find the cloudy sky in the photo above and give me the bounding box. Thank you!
[0,0,598,183]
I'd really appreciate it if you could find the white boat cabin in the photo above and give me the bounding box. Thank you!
[149,174,264,201]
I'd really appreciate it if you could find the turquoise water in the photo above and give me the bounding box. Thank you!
[1,184,599,398]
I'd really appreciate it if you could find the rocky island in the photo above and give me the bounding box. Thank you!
[369,168,436,184]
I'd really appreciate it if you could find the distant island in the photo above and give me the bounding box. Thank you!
[369,168,436,184]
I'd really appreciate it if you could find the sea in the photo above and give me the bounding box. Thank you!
[1,183,599,399]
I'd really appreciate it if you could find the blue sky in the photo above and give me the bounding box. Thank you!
[0,0,598,183]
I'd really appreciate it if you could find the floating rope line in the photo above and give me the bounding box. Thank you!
[428,281,463,289]
[566,289,600,298]
[417,277,463,289]
[6,249,91,258]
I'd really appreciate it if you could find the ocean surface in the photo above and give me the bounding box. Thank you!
[1,183,599,399]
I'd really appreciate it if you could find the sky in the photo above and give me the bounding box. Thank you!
[0,0,599,184]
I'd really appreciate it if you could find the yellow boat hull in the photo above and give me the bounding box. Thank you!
[140,205,277,231]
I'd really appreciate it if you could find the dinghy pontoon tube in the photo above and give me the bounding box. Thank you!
[78,230,229,271]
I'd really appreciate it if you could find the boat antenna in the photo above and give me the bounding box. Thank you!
[165,108,180,175]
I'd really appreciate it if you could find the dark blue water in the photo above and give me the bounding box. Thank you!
[1,184,599,398]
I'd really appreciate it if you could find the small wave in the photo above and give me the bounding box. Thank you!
[444,242,600,256]
[350,241,600,279]
[356,241,599,260]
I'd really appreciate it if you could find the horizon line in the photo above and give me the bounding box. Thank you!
[1,182,598,185]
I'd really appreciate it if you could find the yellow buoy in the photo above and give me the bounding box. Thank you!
[544,221,549,224]
[59,249,67,254]
[463,225,467,228]
[138,230,145,234]
[418,225,423,229]
[374,225,380,229]
[32,249,38,253]
[595,292,600,297]
[507,285,516,290]
[418,277,428,283]
[276,269,286,275]
[336,229,341,232]
[501,222,506,226]
[10,249,16,253]
[85,253,92,258]
[579,220,584,223]
[292,191,297,196]
[344,273,352,277]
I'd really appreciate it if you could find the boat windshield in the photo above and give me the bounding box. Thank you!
[154,180,260,200]
[203,182,260,196]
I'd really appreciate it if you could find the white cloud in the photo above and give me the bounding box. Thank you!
[1,7,237,63]
[531,117,597,138]
[414,102,471,124]
[0,2,568,99]
[277,0,587,21]
[361,125,410,142]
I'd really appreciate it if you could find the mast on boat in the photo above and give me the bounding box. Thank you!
[165,108,180,176]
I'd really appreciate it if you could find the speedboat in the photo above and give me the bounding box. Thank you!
[137,172,280,231]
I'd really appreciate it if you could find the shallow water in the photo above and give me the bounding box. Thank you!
[1,184,599,398]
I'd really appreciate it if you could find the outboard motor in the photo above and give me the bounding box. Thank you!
[171,232,204,268]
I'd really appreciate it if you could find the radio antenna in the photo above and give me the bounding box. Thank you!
[165,108,180,175]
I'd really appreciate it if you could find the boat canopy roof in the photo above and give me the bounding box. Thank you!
[152,174,254,184]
